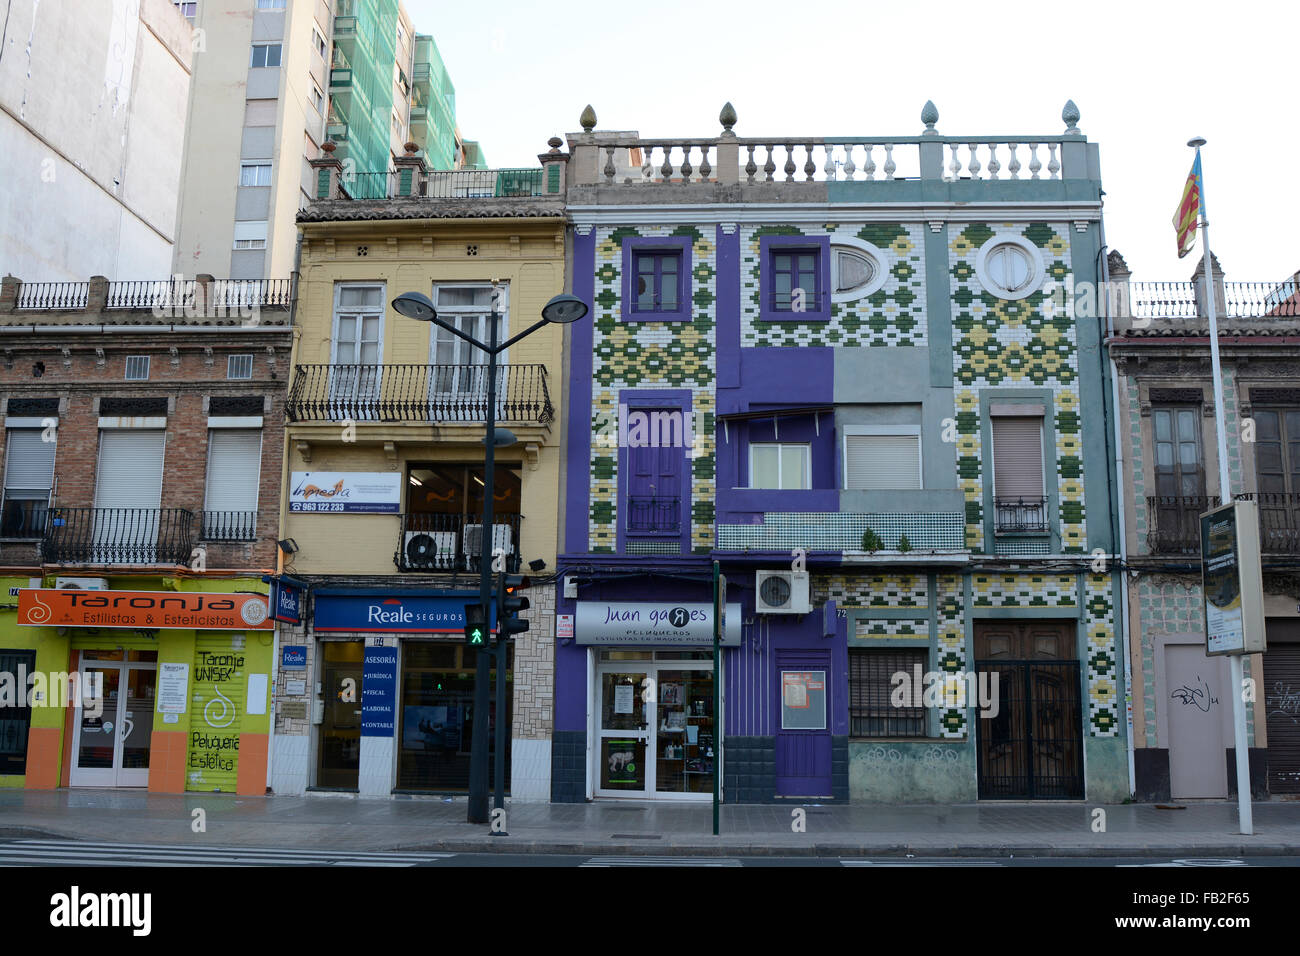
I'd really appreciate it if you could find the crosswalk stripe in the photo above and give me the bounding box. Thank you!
[4,840,446,861]
[841,859,1004,867]
[0,840,453,867]
[581,857,742,867]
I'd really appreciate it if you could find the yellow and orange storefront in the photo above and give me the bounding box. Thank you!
[0,576,273,795]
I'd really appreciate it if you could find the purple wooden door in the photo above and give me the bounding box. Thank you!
[775,652,833,797]
[625,420,682,538]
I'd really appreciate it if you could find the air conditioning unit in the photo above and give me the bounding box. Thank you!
[755,570,810,614]
[404,531,454,571]
[463,524,513,559]
[56,577,109,590]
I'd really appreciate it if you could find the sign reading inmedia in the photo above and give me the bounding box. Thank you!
[575,602,743,646]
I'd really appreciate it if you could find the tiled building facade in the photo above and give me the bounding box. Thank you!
[553,103,1128,804]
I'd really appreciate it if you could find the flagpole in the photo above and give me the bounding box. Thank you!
[1191,136,1253,837]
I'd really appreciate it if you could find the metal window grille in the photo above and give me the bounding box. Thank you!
[849,647,927,738]
[124,356,150,381]
[227,354,254,380]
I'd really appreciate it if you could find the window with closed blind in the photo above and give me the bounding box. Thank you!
[203,430,262,540]
[1,429,56,537]
[991,416,1047,533]
[843,429,921,490]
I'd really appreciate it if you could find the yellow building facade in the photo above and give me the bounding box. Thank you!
[271,196,568,801]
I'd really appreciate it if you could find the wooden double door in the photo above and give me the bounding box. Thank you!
[975,621,1083,799]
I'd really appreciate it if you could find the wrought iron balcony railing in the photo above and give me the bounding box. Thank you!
[396,512,523,573]
[287,363,553,424]
[1235,493,1300,554]
[626,496,680,534]
[993,496,1049,534]
[43,508,196,565]
[1145,495,1215,554]
[200,511,258,542]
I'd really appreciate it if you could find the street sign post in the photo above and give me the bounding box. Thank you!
[712,562,725,837]
[1201,496,1267,836]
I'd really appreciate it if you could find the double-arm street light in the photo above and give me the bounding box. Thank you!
[393,286,588,824]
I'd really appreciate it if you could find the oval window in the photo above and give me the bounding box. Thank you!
[828,240,889,302]
[975,236,1044,300]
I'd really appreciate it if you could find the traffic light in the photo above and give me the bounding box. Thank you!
[497,574,531,638]
[464,602,489,647]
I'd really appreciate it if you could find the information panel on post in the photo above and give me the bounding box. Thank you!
[1200,498,1266,656]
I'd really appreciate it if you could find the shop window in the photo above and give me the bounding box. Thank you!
[0,650,36,773]
[849,647,927,738]
[396,642,511,792]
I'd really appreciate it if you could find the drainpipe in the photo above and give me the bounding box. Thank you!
[1097,207,1136,798]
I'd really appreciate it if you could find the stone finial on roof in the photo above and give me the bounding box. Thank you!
[1190,250,1223,281]
[580,105,597,132]
[719,102,737,132]
[1107,249,1130,278]
[1062,99,1081,135]
[921,100,938,135]
[547,136,563,152]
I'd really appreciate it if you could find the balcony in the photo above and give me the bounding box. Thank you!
[1145,495,1215,554]
[626,496,680,534]
[43,508,195,565]
[286,364,554,424]
[994,497,1049,534]
[200,511,258,542]
[331,168,544,200]
[1236,493,1300,554]
[716,512,966,554]
[396,512,523,573]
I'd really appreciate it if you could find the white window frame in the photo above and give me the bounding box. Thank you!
[429,283,509,365]
[250,43,282,68]
[239,163,272,187]
[312,26,327,59]
[227,354,254,380]
[255,0,286,8]
[124,355,150,381]
[974,235,1044,301]
[331,282,386,367]
[829,237,891,303]
[202,427,263,538]
[310,81,325,114]
[748,442,811,491]
[233,220,268,250]
[842,425,923,490]
[173,1,197,21]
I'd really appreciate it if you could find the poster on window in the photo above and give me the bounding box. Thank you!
[613,684,634,715]
[781,671,827,730]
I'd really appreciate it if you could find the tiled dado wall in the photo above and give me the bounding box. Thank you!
[588,224,717,553]
[949,222,1086,554]
[739,222,929,348]
[815,572,967,737]
[818,570,1120,738]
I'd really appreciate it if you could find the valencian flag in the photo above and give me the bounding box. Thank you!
[1173,153,1202,259]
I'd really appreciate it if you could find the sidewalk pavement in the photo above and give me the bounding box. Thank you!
[2,789,1298,857]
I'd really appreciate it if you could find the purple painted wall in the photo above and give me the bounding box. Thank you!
[564,229,597,554]
[725,589,849,736]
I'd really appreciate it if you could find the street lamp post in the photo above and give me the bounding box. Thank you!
[394,287,588,825]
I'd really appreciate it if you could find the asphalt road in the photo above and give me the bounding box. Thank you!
[0,839,1296,867]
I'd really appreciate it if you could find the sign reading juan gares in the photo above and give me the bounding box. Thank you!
[16,589,273,631]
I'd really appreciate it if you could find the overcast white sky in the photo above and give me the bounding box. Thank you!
[406,0,1297,284]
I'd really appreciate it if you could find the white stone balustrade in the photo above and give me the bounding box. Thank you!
[584,138,1073,185]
